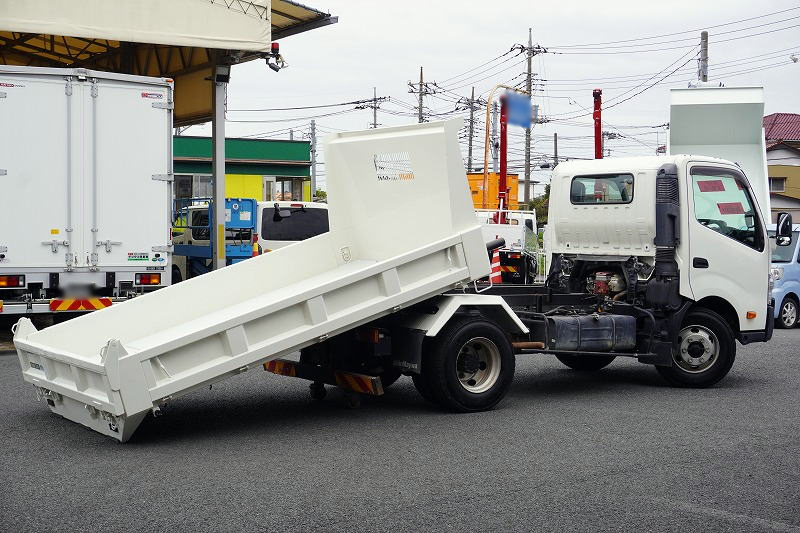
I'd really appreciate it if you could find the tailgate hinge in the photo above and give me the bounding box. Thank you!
[152,101,173,110]
[97,240,122,253]
[152,173,173,182]
[152,245,173,253]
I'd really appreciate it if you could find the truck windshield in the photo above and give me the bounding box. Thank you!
[768,231,799,262]
[261,207,329,241]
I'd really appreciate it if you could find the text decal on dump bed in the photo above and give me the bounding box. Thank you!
[128,252,150,262]
[141,92,163,99]
[373,152,414,182]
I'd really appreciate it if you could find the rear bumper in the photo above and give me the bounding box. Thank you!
[737,301,774,345]
[0,297,128,315]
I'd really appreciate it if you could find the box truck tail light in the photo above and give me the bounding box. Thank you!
[0,275,25,287]
[135,273,161,286]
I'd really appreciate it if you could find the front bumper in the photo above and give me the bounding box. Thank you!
[738,300,775,344]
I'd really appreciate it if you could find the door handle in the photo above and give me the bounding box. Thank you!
[693,257,709,268]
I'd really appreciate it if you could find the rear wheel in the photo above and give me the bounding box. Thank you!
[555,354,616,371]
[656,308,735,388]
[775,296,797,329]
[414,317,515,412]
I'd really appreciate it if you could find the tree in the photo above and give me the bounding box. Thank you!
[528,184,549,227]
[315,189,327,201]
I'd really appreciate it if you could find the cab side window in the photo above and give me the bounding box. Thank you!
[691,167,763,251]
[570,174,634,204]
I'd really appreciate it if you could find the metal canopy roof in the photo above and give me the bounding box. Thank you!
[0,0,337,125]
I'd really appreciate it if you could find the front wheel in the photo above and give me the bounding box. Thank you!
[775,296,797,329]
[656,308,735,388]
[414,317,515,412]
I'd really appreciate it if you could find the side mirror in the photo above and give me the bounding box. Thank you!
[776,211,793,246]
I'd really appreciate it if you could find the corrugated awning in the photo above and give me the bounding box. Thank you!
[0,0,337,125]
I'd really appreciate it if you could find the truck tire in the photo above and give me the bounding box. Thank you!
[775,296,798,329]
[656,308,735,388]
[555,354,616,371]
[416,317,515,412]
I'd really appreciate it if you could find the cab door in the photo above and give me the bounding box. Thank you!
[687,164,769,331]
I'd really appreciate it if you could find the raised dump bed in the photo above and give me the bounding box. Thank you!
[13,119,490,441]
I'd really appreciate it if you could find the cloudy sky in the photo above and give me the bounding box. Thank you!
[187,0,800,194]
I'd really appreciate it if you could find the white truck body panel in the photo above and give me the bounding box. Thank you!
[0,66,173,312]
[13,119,492,441]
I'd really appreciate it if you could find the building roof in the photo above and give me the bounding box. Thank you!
[764,113,800,142]
[173,136,311,177]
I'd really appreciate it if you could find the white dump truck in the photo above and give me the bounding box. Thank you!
[0,66,173,316]
[12,86,791,442]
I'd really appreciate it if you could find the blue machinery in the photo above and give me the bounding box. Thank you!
[173,198,257,278]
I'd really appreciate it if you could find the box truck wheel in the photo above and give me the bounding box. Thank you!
[555,354,616,371]
[776,296,798,329]
[416,317,515,412]
[657,308,735,388]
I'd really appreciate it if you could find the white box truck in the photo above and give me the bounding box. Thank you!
[0,66,173,315]
[12,87,792,442]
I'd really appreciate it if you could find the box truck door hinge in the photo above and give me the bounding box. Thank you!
[0,246,7,253]
[0,92,6,98]
[152,245,173,253]
[65,81,73,96]
[152,101,173,110]
[41,240,69,253]
[0,169,6,176]
[90,80,98,98]
[152,173,173,182]
[96,240,121,253]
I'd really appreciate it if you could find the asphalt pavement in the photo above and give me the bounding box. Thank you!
[0,327,798,532]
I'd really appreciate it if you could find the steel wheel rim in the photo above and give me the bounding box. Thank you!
[456,337,501,394]
[781,301,797,327]
[675,325,719,373]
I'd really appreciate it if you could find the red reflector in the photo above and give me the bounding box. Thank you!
[290,203,303,207]
[0,275,25,287]
[135,273,161,285]
[509,253,521,259]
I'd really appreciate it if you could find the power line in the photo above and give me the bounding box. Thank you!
[548,6,800,48]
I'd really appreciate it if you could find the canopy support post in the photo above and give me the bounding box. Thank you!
[211,64,229,271]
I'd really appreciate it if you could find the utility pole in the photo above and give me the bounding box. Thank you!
[408,67,436,123]
[520,29,547,204]
[467,86,475,172]
[524,28,533,204]
[310,119,317,199]
[289,129,294,141]
[699,30,709,82]
[417,67,423,123]
[371,87,379,129]
[491,101,499,173]
[553,133,558,167]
